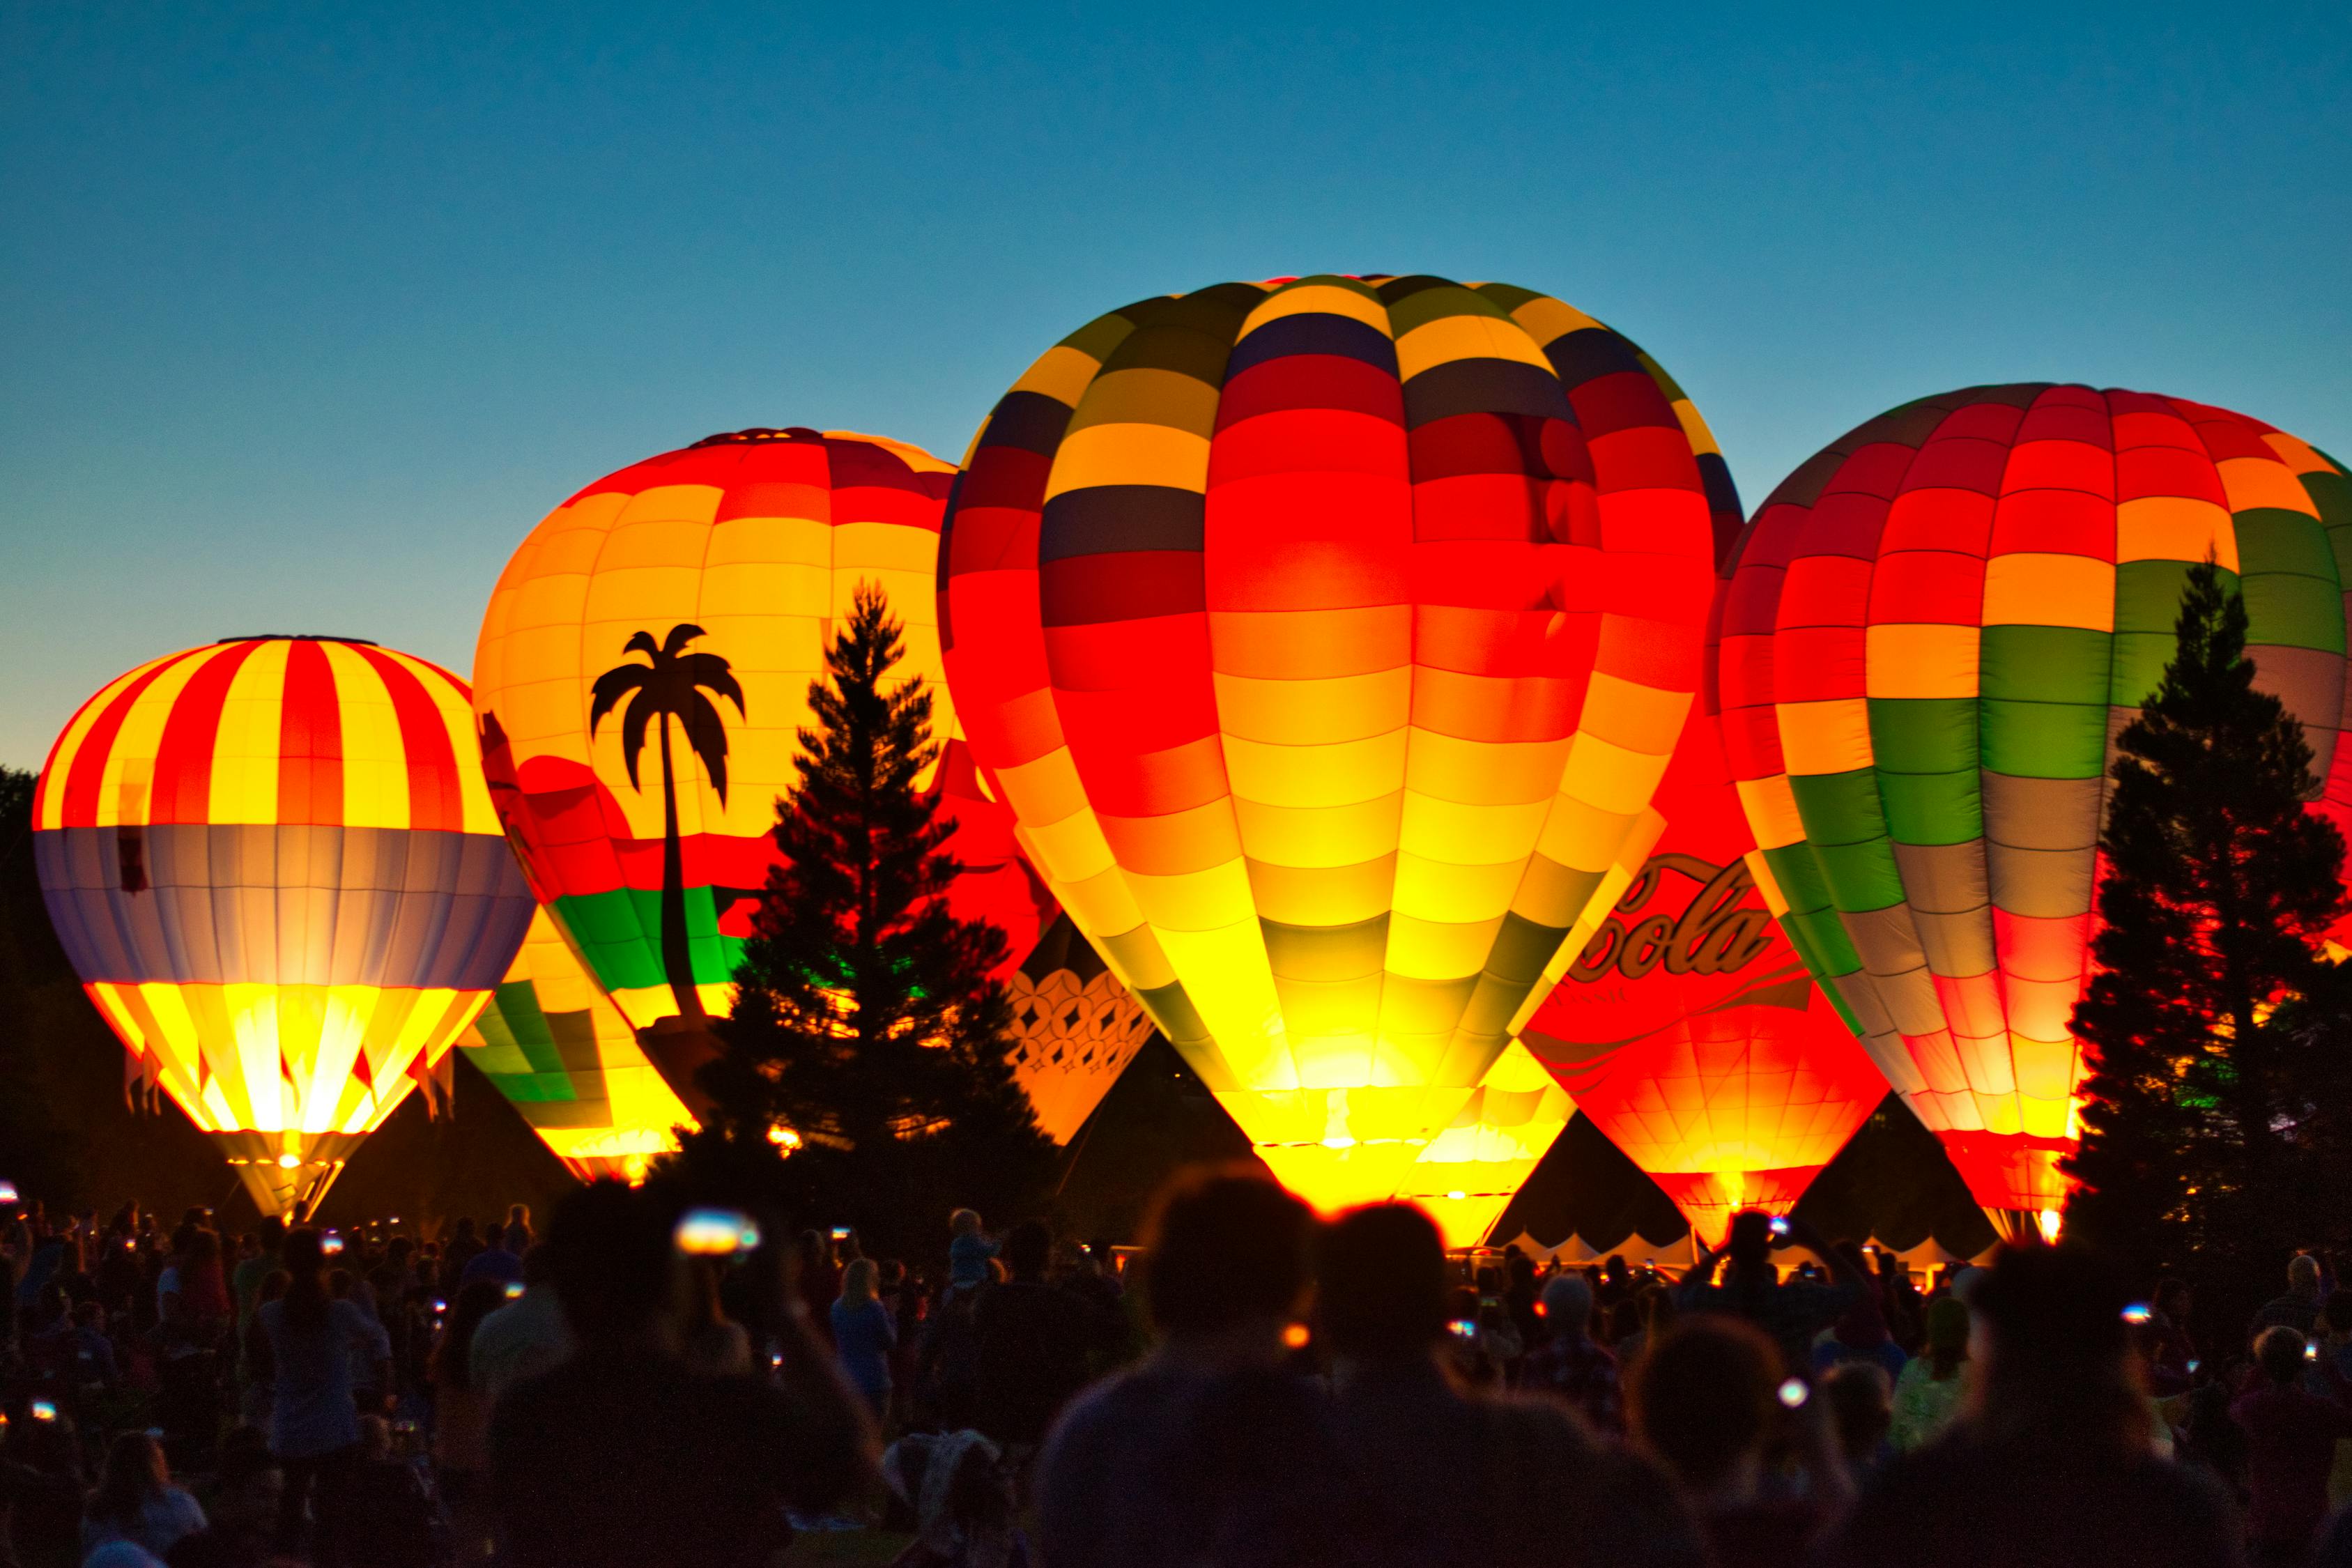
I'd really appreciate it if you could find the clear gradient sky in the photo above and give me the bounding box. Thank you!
[4,1,2346,767]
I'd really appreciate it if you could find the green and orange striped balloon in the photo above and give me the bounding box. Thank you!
[1718,385,2352,1235]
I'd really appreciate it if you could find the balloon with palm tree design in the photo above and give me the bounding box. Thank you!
[473,428,1056,1108]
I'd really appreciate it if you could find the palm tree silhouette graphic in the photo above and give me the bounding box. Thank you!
[590,624,744,1020]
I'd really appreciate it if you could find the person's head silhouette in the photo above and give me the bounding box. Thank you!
[1137,1165,1316,1351]
[1315,1203,1447,1364]
[546,1181,675,1348]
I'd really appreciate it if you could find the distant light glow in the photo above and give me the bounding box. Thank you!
[675,1208,760,1256]
[2121,1302,2153,1326]
[1777,1378,1809,1408]
[1282,1323,1311,1350]
[277,1153,302,1170]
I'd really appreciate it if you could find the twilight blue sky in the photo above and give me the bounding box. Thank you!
[3,1,2346,766]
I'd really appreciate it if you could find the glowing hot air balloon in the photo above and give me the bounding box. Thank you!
[34,637,535,1217]
[456,908,694,1183]
[1393,1039,1576,1249]
[939,275,1725,1212]
[1719,385,2352,1237]
[472,428,1051,1100]
[1522,693,1886,1246]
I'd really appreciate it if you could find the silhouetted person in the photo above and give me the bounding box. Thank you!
[1628,1315,1852,1567]
[1316,1204,1706,1568]
[82,1430,205,1561]
[1036,1166,1338,1567]
[486,1182,873,1568]
[1817,1243,2246,1568]
[1522,1273,1621,1432]
[2251,1254,2326,1344]
[2233,1325,2352,1562]
[974,1220,1089,1456]
[259,1228,390,1567]
[1675,1210,1864,1370]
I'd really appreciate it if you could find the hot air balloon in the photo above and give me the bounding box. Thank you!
[1521,695,1886,1245]
[34,636,535,1217]
[456,908,693,1183]
[938,275,1726,1213]
[472,428,1052,1101]
[1719,385,2352,1237]
[1004,913,1155,1143]
[1393,1039,1576,1248]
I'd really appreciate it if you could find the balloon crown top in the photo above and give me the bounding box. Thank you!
[215,634,379,646]
[691,426,824,448]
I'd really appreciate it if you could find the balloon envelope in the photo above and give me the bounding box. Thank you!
[1523,705,1885,1245]
[1393,1038,1575,1249]
[473,429,1052,1100]
[1718,385,2352,1231]
[939,275,1726,1212]
[1004,912,1155,1144]
[35,636,534,1216]
[456,907,693,1183]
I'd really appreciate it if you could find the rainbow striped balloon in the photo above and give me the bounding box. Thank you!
[34,636,534,1216]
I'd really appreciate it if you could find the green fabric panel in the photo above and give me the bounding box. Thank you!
[1058,310,1140,362]
[1981,625,2110,702]
[1468,281,1543,313]
[2109,631,2174,707]
[1758,843,1864,981]
[486,1070,587,1106]
[465,1042,533,1075]
[1981,625,2111,779]
[2234,509,2343,591]
[1811,836,1907,916]
[2238,568,2346,654]
[2114,560,2197,635]
[1868,698,1977,775]
[2302,469,2352,530]
[1981,697,2109,778]
[1876,769,1981,847]
[1788,769,1889,850]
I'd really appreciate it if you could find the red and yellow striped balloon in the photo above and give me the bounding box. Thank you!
[34,636,535,1216]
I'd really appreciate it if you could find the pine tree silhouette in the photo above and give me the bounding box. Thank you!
[2067,557,2351,1296]
[675,585,1053,1250]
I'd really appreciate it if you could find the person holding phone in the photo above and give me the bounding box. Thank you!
[1674,1211,1868,1374]
[487,1184,874,1568]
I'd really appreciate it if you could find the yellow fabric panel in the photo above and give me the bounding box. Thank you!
[1231,794,1405,870]
[1505,808,1664,1038]
[208,638,291,827]
[1155,922,1289,1082]
[1044,423,1211,502]
[1583,670,1696,760]
[1982,552,2116,630]
[1390,851,1526,924]
[1532,794,1643,875]
[1867,623,1980,699]
[1670,399,1724,459]
[1397,791,1551,867]
[1383,912,1506,981]
[1210,605,1411,680]
[1735,774,1807,852]
[1557,728,1674,816]
[2259,431,2333,475]
[1241,281,1392,336]
[2218,455,2320,516]
[1246,855,1397,928]
[318,640,410,830]
[2116,495,2240,570]
[1392,312,1552,381]
[610,482,723,532]
[1776,698,1875,778]
[1122,856,1256,933]
[1505,294,1606,348]
[1210,668,1410,745]
[1063,368,1224,439]
[1008,343,1109,406]
[1222,731,1408,808]
[1404,732,1570,809]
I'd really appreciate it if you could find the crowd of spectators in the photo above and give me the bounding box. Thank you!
[4,1180,2350,1567]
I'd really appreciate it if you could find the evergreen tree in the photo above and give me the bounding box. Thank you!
[673,585,1055,1253]
[2066,558,2352,1292]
